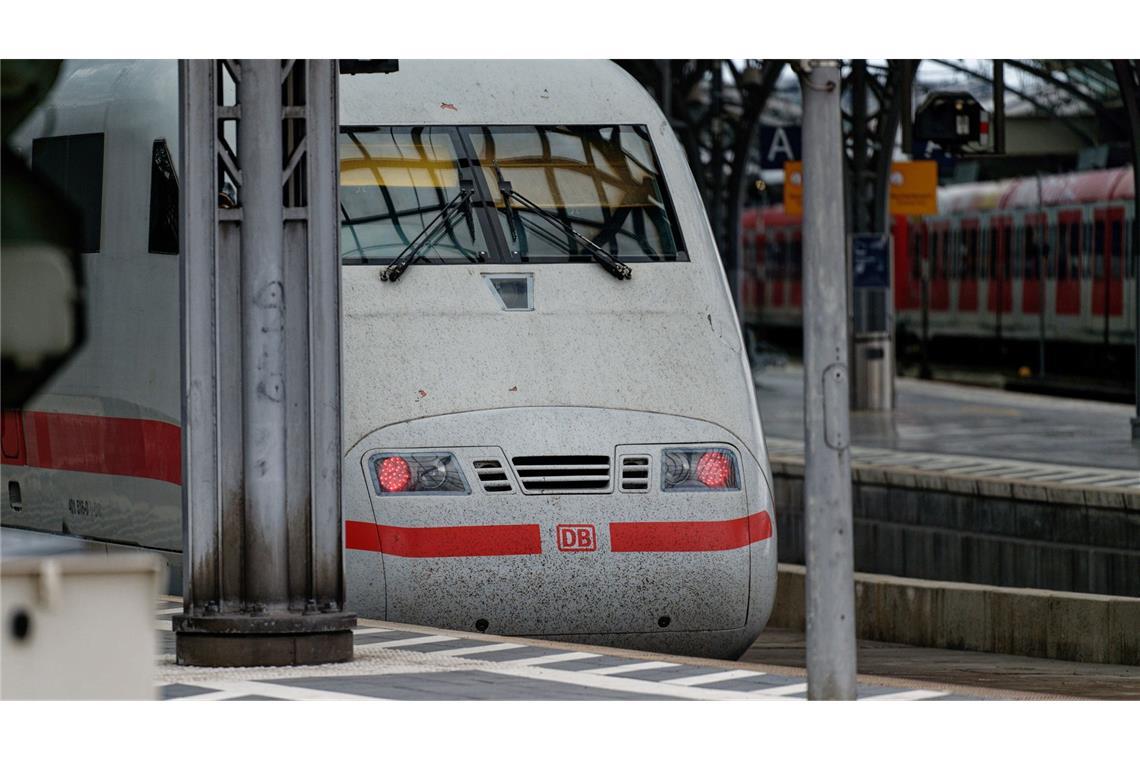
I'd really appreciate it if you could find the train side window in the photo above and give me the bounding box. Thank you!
[148,139,179,255]
[961,227,977,280]
[987,226,998,279]
[32,132,105,253]
[1022,226,1036,279]
[1109,219,1123,278]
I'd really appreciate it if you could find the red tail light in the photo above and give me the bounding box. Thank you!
[696,451,733,488]
[378,456,412,492]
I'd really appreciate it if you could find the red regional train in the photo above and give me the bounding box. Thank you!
[740,166,1136,353]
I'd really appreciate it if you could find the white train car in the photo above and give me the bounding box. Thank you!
[2,59,777,659]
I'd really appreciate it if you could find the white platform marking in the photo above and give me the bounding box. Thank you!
[495,666,802,701]
[430,642,526,657]
[663,669,765,687]
[352,626,394,636]
[586,661,681,676]
[863,689,947,700]
[750,682,808,697]
[359,634,457,649]
[504,651,601,667]
[171,680,377,701]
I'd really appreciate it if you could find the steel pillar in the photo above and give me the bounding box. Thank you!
[800,60,857,700]
[174,59,355,666]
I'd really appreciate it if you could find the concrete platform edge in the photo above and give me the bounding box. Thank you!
[769,564,1140,666]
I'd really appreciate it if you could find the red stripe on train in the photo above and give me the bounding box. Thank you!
[345,512,773,558]
[609,511,772,553]
[345,519,542,557]
[7,410,182,486]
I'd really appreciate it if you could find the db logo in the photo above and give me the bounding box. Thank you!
[557,524,596,552]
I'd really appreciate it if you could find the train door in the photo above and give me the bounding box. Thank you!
[958,217,980,314]
[1055,209,1082,316]
[988,215,1013,338]
[1092,205,1125,327]
[754,228,766,309]
[1021,212,1046,315]
[930,220,950,311]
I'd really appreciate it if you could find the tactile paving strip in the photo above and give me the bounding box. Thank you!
[767,437,1140,493]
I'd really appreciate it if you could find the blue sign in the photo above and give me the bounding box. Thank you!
[758,126,802,169]
[852,234,891,289]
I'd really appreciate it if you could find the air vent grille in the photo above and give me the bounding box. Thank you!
[473,459,513,493]
[511,455,611,494]
[620,455,650,492]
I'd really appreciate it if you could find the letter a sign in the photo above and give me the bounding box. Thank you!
[759,126,802,170]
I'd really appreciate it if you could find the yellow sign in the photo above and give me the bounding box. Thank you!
[783,161,803,216]
[782,159,938,218]
[888,160,938,216]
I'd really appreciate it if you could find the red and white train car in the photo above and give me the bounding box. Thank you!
[742,166,1137,349]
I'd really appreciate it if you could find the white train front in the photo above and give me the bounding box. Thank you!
[2,59,778,659]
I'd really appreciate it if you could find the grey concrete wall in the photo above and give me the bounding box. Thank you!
[772,471,1140,597]
[769,564,1140,666]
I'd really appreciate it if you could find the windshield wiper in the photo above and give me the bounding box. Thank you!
[495,177,631,280]
[381,180,475,282]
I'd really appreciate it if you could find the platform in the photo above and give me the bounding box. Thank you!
[754,365,1140,472]
[153,599,990,700]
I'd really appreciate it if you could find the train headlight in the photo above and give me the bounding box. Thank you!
[370,452,470,495]
[661,448,740,491]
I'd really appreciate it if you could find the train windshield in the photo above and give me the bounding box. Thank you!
[339,124,686,265]
[339,127,491,263]
[466,125,684,263]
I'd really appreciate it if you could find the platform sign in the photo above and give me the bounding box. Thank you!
[783,160,804,216]
[759,126,801,169]
[887,160,938,216]
[786,160,937,218]
[852,233,891,289]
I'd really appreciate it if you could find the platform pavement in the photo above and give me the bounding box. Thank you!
[152,601,995,701]
[753,365,1140,471]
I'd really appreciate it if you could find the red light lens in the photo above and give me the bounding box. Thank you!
[696,451,732,488]
[378,456,412,492]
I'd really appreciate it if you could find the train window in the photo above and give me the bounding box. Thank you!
[1063,221,1081,280]
[1093,221,1106,278]
[960,227,978,280]
[468,125,686,263]
[32,132,104,253]
[339,127,492,264]
[148,139,179,255]
[1022,226,1038,279]
[1002,226,1012,279]
[1109,219,1123,278]
[987,226,998,279]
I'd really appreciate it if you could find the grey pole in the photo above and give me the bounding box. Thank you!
[799,60,857,700]
[174,60,355,666]
[240,60,289,609]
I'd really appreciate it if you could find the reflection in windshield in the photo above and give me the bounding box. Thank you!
[470,125,683,262]
[337,124,685,266]
[339,127,488,263]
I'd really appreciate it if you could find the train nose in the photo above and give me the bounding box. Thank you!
[342,407,775,654]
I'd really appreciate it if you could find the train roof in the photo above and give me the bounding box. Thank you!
[937,180,1014,214]
[340,60,663,126]
[999,166,1134,209]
